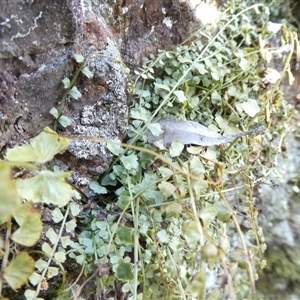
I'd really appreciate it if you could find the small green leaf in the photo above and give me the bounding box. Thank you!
[121,154,138,171]
[227,86,239,97]
[157,229,170,243]
[70,202,81,217]
[201,243,219,259]
[189,156,205,177]
[215,115,228,130]
[46,228,59,244]
[74,254,85,265]
[183,221,200,247]
[68,86,82,100]
[3,252,35,289]
[47,266,59,278]
[16,170,74,207]
[117,226,134,244]
[211,90,221,102]
[169,140,184,157]
[61,236,71,248]
[89,181,107,194]
[102,174,117,187]
[42,243,53,256]
[141,89,151,98]
[49,107,59,118]
[73,54,85,63]
[58,115,72,127]
[62,77,71,89]
[228,248,249,269]
[28,272,41,286]
[65,219,76,232]
[107,143,124,156]
[35,258,48,271]
[240,99,260,117]
[173,90,187,102]
[130,107,151,121]
[186,145,201,154]
[154,82,170,92]
[115,260,134,280]
[192,181,208,198]
[158,181,176,198]
[164,202,182,217]
[199,206,218,227]
[25,289,38,300]
[211,71,220,81]
[193,63,208,74]
[116,190,131,209]
[96,245,107,257]
[214,201,232,223]
[147,123,163,137]
[81,66,94,78]
[158,167,174,178]
[54,252,66,263]
[239,57,250,71]
[5,127,70,164]
[52,208,64,223]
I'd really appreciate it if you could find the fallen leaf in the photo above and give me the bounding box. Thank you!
[146,118,264,146]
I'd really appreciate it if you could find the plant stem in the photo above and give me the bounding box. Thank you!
[35,203,70,297]
[128,175,139,300]
[184,159,206,300]
[53,58,86,131]
[0,219,12,295]
[215,184,256,293]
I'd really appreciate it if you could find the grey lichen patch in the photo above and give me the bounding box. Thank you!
[68,125,109,160]
[67,38,128,162]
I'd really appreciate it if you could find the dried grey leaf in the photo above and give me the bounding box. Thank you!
[146,118,264,146]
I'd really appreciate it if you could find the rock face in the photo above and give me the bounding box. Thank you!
[0,1,75,148]
[0,0,218,183]
[0,0,128,182]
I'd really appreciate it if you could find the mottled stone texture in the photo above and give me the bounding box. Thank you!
[0,1,75,148]
[0,0,205,183]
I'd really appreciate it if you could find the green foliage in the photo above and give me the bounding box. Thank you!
[0,165,42,294]
[70,2,297,299]
[0,164,22,225]
[3,252,35,290]
[0,2,298,299]
[115,260,134,281]
[16,170,74,207]
[0,128,77,299]
[6,127,69,164]
[11,203,43,247]
[50,53,93,128]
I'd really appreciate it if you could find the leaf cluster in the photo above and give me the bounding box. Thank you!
[50,54,94,129]
[70,3,298,299]
[0,128,77,299]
